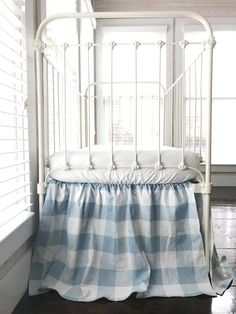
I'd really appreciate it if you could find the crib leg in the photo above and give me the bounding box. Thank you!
[203,192,211,273]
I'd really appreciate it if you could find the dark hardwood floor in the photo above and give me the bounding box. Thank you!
[13,187,236,314]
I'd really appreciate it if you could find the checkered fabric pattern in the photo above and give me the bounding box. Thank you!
[29,181,230,301]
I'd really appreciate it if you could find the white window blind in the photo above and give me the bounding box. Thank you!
[0,0,31,229]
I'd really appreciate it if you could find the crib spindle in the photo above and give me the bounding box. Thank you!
[199,53,203,160]
[56,71,61,151]
[188,67,191,150]
[179,40,188,169]
[43,58,49,162]
[87,42,93,169]
[133,41,140,170]
[155,41,165,170]
[52,67,56,154]
[63,43,69,170]
[109,42,116,170]
[194,60,197,152]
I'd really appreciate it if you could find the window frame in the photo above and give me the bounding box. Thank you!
[176,17,236,166]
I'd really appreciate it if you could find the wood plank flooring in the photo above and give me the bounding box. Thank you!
[12,287,236,314]
[13,187,236,314]
[211,193,236,290]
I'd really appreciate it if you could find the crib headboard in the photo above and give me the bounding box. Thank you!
[34,11,215,210]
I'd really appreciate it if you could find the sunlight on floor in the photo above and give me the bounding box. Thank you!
[212,289,235,314]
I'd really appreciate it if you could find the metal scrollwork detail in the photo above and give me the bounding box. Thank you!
[206,37,216,49]
[34,39,46,52]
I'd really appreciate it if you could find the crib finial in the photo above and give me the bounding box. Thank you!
[133,41,141,49]
[108,162,117,170]
[87,162,94,170]
[155,162,163,170]
[179,40,189,49]
[64,162,70,171]
[34,39,46,52]
[178,162,188,170]
[87,42,93,49]
[110,41,117,49]
[132,161,140,170]
[157,40,165,48]
[205,37,216,49]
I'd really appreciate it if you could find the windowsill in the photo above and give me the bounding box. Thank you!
[0,211,35,266]
[200,164,236,173]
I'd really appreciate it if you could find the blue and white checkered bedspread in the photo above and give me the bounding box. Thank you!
[29,181,231,301]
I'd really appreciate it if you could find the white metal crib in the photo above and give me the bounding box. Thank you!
[34,11,215,271]
[35,11,215,264]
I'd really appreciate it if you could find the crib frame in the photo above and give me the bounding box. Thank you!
[34,11,215,269]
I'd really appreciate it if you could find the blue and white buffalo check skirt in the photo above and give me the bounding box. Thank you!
[29,181,232,301]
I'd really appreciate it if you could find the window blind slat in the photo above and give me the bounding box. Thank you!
[0,171,30,184]
[0,41,26,64]
[0,82,26,98]
[0,160,29,170]
[0,54,25,74]
[0,9,23,31]
[0,124,28,130]
[1,0,24,19]
[0,109,26,117]
[0,25,25,47]
[0,192,31,213]
[0,150,29,155]
[0,182,31,199]
[0,83,27,97]
[0,96,25,108]
[0,2,24,28]
[0,31,26,56]
[0,68,27,85]
[0,203,32,227]
[0,15,25,40]
[0,138,28,141]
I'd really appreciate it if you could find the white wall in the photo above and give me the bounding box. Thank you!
[94,0,236,16]
[0,250,32,314]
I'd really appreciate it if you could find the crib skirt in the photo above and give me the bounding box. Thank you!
[29,181,231,301]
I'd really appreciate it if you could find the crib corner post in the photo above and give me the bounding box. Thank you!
[37,182,46,212]
[204,35,215,274]
[35,38,45,212]
[203,189,212,274]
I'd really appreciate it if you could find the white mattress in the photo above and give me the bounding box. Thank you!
[48,146,201,184]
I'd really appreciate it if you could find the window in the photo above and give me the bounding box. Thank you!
[96,25,167,147]
[79,0,95,148]
[0,0,31,230]
[185,28,236,165]
[44,0,81,155]
[44,0,94,153]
